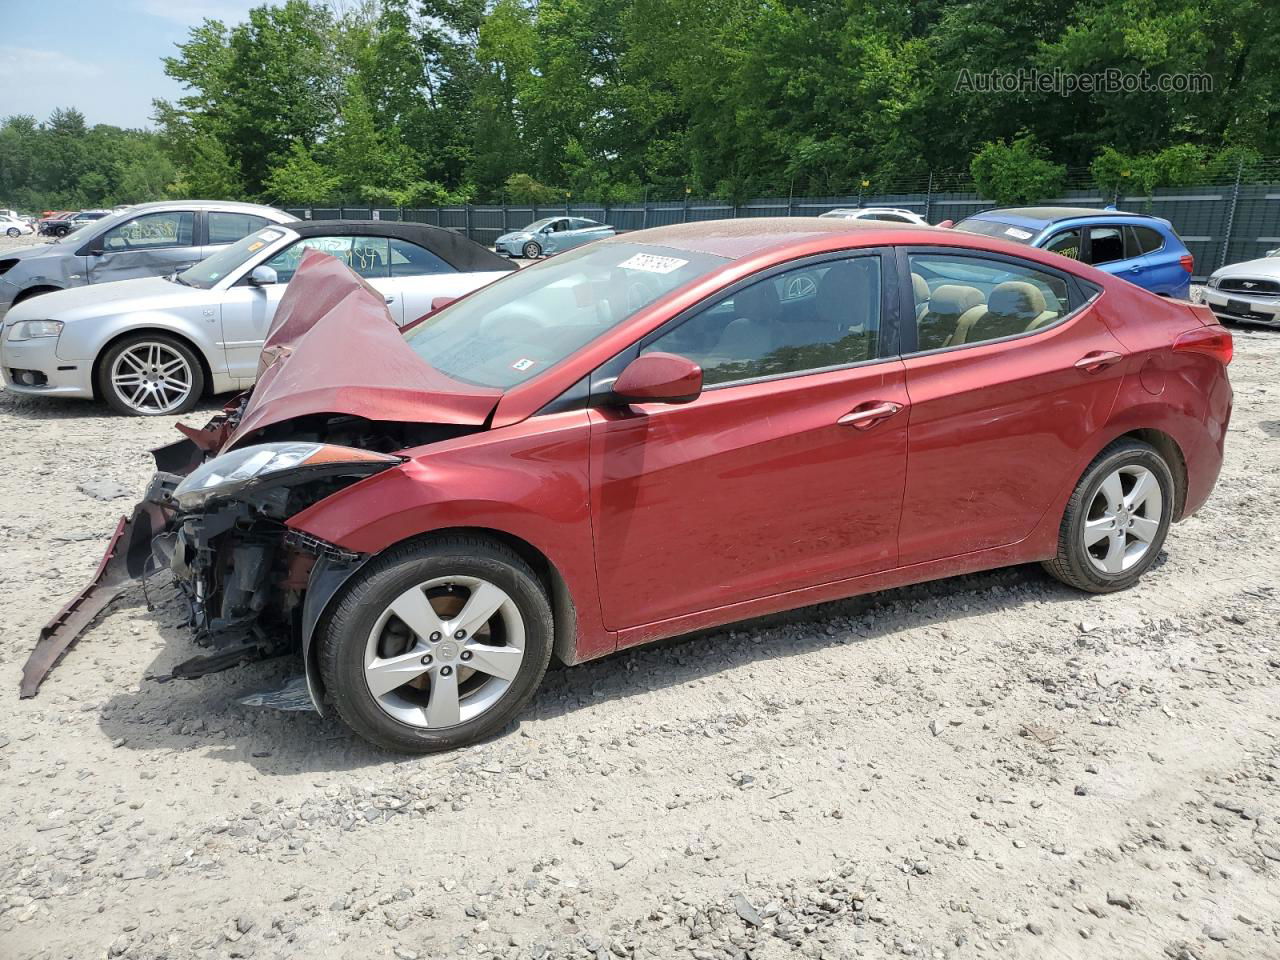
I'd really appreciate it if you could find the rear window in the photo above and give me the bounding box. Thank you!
[1129,226,1165,255]
[954,218,1038,243]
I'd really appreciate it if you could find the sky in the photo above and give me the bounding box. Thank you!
[0,0,265,129]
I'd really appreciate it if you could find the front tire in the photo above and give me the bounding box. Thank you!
[522,240,542,259]
[6,227,18,238]
[318,535,554,753]
[1043,439,1174,593]
[97,333,205,416]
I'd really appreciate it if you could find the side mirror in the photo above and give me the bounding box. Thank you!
[612,352,703,405]
[430,295,456,312]
[248,265,278,287]
[936,219,954,229]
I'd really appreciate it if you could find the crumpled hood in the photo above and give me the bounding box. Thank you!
[226,249,502,448]
[495,231,532,243]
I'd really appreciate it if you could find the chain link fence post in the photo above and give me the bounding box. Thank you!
[1220,157,1244,273]
[924,172,933,224]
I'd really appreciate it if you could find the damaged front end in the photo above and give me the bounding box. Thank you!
[21,249,503,708]
[20,417,404,708]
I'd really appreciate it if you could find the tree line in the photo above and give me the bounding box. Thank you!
[2,0,1276,212]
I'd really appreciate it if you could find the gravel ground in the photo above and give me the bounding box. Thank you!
[1,257,1279,960]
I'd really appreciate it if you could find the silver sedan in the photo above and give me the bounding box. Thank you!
[0,221,515,416]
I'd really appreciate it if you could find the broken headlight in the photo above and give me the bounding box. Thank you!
[173,442,400,510]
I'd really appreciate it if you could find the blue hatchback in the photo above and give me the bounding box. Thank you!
[954,206,1194,299]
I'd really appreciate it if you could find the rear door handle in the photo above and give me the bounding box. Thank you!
[1074,350,1123,372]
[837,401,903,429]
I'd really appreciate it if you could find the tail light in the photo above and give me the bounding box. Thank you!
[1178,253,1194,274]
[1173,324,1232,365]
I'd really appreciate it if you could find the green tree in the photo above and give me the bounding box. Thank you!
[971,133,1067,204]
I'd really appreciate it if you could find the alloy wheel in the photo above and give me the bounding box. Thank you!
[363,575,526,729]
[109,341,195,415]
[522,241,542,259]
[1081,464,1163,574]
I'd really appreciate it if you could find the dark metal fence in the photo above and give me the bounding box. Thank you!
[286,177,1280,280]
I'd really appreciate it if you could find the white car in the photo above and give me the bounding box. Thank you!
[818,207,930,225]
[0,221,516,415]
[0,214,35,238]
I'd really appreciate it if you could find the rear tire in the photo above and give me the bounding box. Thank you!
[1043,439,1174,593]
[5,227,18,238]
[318,535,554,753]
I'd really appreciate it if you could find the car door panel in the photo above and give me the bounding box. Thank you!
[86,211,200,285]
[393,272,507,325]
[898,304,1127,565]
[217,284,289,379]
[590,361,910,631]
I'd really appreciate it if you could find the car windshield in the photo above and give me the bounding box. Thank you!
[51,206,130,243]
[178,227,292,289]
[404,241,728,389]
[954,218,1039,244]
[522,218,555,232]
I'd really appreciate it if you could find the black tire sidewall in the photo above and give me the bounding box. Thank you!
[320,542,553,753]
[1062,443,1174,591]
[97,333,205,416]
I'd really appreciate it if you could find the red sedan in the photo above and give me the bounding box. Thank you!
[24,219,1233,753]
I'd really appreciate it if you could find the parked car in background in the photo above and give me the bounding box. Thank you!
[0,214,35,238]
[22,217,1232,752]
[1202,256,1280,327]
[954,207,1194,299]
[493,216,615,259]
[1,220,515,415]
[46,209,112,238]
[37,211,75,236]
[820,207,929,225]
[0,200,295,322]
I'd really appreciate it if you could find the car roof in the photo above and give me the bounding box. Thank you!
[293,219,517,273]
[604,216,937,260]
[964,206,1162,230]
[121,200,294,216]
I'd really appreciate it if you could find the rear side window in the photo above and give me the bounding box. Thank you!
[388,237,452,276]
[208,212,270,245]
[1128,226,1164,255]
[909,253,1071,352]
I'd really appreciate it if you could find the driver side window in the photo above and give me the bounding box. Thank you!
[101,211,194,251]
[645,257,882,386]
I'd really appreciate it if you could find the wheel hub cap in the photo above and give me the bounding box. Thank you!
[363,576,526,730]
[1081,465,1162,575]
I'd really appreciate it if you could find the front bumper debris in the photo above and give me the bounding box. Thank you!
[19,480,175,697]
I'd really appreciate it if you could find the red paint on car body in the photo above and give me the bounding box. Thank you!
[285,220,1231,666]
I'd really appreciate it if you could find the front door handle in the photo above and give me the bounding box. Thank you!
[1074,350,1123,373]
[385,296,396,304]
[837,401,903,429]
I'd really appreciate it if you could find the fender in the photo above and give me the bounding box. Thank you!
[285,409,614,664]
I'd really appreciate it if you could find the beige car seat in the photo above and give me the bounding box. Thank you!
[918,284,984,350]
[951,281,1059,345]
[911,273,930,321]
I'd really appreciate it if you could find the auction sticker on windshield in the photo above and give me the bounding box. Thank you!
[618,253,689,274]
[1004,227,1034,241]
